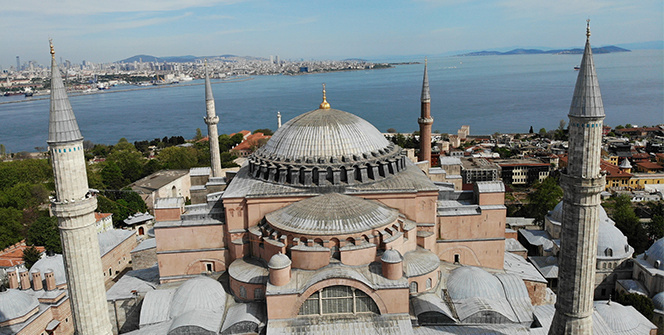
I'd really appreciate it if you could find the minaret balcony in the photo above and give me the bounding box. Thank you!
[418,117,433,125]
[204,116,219,125]
[51,196,97,219]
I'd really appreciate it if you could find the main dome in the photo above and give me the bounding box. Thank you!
[257,108,391,160]
[248,107,407,187]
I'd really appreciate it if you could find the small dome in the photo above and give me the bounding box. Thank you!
[447,266,505,300]
[619,159,632,169]
[265,193,399,235]
[169,276,226,318]
[256,108,391,162]
[403,249,439,277]
[653,292,664,310]
[594,301,640,333]
[0,289,39,323]
[381,249,403,264]
[597,221,632,259]
[30,254,66,286]
[645,238,664,267]
[268,253,291,270]
[548,201,613,226]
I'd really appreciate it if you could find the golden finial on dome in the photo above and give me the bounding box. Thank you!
[319,83,330,109]
[49,39,55,59]
[586,18,591,38]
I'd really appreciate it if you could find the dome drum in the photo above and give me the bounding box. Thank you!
[248,147,407,187]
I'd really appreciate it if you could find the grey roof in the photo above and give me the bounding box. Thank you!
[439,157,462,166]
[474,181,505,193]
[453,296,517,323]
[596,221,633,259]
[47,53,83,144]
[190,167,211,176]
[503,252,547,283]
[106,274,156,300]
[266,313,414,335]
[129,170,188,194]
[30,254,66,286]
[616,279,649,296]
[220,302,265,334]
[447,266,506,300]
[267,253,291,270]
[124,212,154,225]
[644,237,664,266]
[619,158,632,169]
[413,324,533,334]
[168,309,223,334]
[495,273,534,324]
[381,249,403,264]
[228,257,269,283]
[98,229,135,257]
[518,229,555,253]
[169,276,227,318]
[131,238,156,253]
[505,238,527,253]
[154,196,185,209]
[410,293,456,322]
[569,29,605,118]
[0,304,50,335]
[255,108,391,161]
[528,256,559,279]
[421,60,430,102]
[0,289,39,323]
[403,248,440,277]
[265,193,399,235]
[139,289,174,326]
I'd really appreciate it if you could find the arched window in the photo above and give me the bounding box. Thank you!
[299,286,379,316]
[605,248,613,257]
[138,227,145,235]
[410,281,418,294]
[239,286,247,299]
[426,278,432,289]
[171,185,177,197]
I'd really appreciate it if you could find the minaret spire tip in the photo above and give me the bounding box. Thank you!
[319,83,330,109]
[49,39,55,59]
[586,19,591,38]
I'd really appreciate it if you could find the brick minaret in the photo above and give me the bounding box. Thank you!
[204,61,223,177]
[418,59,433,162]
[47,41,112,335]
[549,21,605,335]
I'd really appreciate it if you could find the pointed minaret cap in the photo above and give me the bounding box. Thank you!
[421,58,430,102]
[47,39,83,144]
[204,59,214,103]
[319,84,330,109]
[569,19,605,118]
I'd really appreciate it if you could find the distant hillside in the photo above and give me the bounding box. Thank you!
[117,54,264,63]
[458,45,630,57]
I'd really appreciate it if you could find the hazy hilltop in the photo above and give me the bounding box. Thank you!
[458,45,630,57]
[117,54,263,63]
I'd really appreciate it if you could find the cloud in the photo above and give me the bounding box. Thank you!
[3,0,245,15]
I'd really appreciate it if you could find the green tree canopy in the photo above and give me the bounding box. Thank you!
[106,139,145,182]
[604,195,649,253]
[616,292,654,319]
[26,216,61,254]
[157,146,199,170]
[22,246,42,270]
[101,161,127,190]
[253,128,274,136]
[0,208,24,249]
[525,177,563,225]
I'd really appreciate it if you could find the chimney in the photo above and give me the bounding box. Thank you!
[19,269,30,290]
[7,268,18,289]
[31,269,43,291]
[44,270,56,291]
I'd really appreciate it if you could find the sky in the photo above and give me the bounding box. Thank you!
[1,0,662,67]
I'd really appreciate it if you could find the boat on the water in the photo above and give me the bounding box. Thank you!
[574,66,580,70]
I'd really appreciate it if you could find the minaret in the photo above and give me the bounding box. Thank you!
[418,58,433,162]
[47,41,112,335]
[549,20,605,335]
[277,111,282,128]
[204,60,223,177]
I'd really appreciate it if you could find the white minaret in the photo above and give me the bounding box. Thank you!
[549,20,605,335]
[47,41,112,335]
[277,111,282,128]
[204,60,223,177]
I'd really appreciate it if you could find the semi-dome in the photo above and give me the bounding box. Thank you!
[30,254,66,286]
[381,249,403,264]
[169,276,226,318]
[644,238,664,266]
[0,289,39,324]
[447,266,505,301]
[597,221,632,259]
[594,301,641,333]
[265,193,399,235]
[248,107,407,187]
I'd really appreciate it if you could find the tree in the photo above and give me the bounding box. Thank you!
[524,177,563,225]
[22,246,42,269]
[26,216,61,254]
[604,195,649,253]
[158,146,199,170]
[387,128,397,133]
[194,128,204,141]
[538,128,547,137]
[106,140,145,182]
[616,292,654,319]
[529,126,534,134]
[101,161,127,190]
[253,128,274,136]
[0,208,23,249]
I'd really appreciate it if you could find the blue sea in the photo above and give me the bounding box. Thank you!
[0,50,662,153]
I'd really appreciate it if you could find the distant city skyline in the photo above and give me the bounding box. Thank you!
[1,0,663,67]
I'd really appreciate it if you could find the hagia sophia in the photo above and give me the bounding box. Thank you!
[0,24,661,335]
